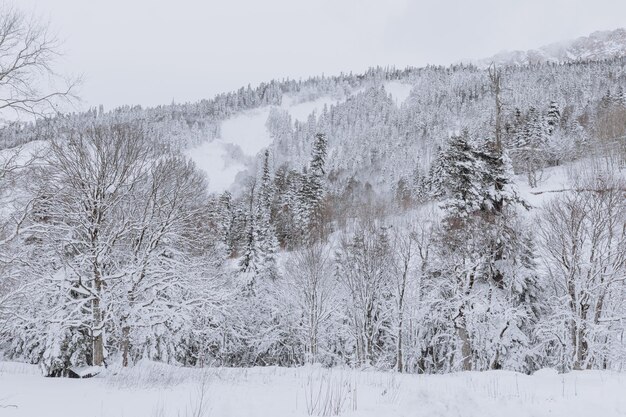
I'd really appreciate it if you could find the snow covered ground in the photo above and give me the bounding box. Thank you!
[1,361,625,417]
[515,158,626,208]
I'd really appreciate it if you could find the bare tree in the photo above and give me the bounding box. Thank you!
[389,226,414,373]
[116,155,209,367]
[0,4,78,119]
[539,164,626,370]
[40,122,152,367]
[283,242,335,363]
[336,225,393,366]
[0,3,78,291]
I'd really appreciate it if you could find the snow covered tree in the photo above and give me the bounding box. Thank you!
[511,107,550,187]
[389,224,418,372]
[40,122,154,369]
[538,167,626,370]
[297,133,328,242]
[282,242,335,364]
[254,150,279,280]
[429,132,536,372]
[546,101,561,134]
[115,155,211,367]
[239,152,278,281]
[437,133,485,221]
[336,225,394,367]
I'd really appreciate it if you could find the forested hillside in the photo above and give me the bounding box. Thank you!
[1,24,626,378]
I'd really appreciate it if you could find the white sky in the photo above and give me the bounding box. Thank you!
[20,0,626,110]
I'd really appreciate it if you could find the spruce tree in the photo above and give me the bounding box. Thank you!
[298,133,328,242]
[255,150,279,280]
[438,133,484,222]
[546,101,561,134]
[309,132,327,211]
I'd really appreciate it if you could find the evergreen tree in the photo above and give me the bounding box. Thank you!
[297,133,328,242]
[255,150,279,280]
[432,132,536,371]
[217,191,234,256]
[438,133,485,222]
[239,152,279,281]
[512,107,549,187]
[546,101,561,134]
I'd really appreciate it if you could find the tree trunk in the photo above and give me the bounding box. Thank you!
[396,287,406,372]
[121,325,130,367]
[455,306,472,371]
[92,297,104,366]
[396,323,404,373]
[92,266,105,367]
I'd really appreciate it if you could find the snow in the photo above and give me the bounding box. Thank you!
[221,109,273,157]
[0,140,48,167]
[189,96,337,193]
[384,81,413,105]
[187,108,272,193]
[515,159,626,209]
[187,138,248,193]
[68,365,103,378]
[515,163,573,208]
[281,95,336,122]
[1,361,625,417]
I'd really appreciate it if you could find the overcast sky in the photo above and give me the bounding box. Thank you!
[20,0,626,110]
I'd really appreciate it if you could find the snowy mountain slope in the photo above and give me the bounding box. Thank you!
[476,28,626,67]
[187,83,413,193]
[280,95,336,122]
[187,97,337,193]
[383,81,413,105]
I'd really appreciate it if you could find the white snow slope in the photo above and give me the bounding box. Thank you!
[187,84,413,194]
[188,96,337,194]
[1,361,625,417]
[384,81,413,105]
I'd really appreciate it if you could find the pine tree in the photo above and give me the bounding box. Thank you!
[513,107,549,187]
[255,150,279,280]
[239,179,257,274]
[297,133,328,242]
[474,139,522,215]
[434,132,534,371]
[239,152,279,281]
[309,132,327,212]
[438,133,484,222]
[217,191,234,256]
[546,101,561,134]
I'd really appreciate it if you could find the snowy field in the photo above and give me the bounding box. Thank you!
[1,361,625,417]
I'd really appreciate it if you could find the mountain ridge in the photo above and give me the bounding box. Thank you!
[475,28,626,67]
